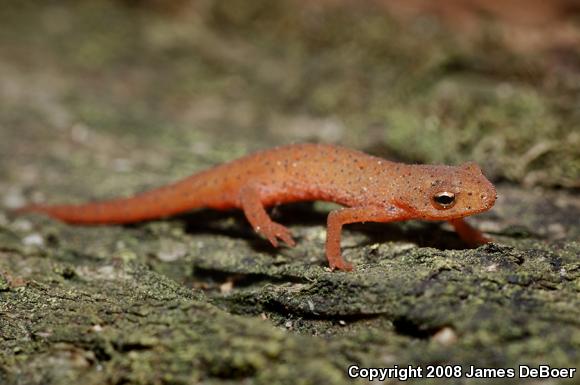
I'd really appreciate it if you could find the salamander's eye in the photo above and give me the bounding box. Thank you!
[432,191,456,209]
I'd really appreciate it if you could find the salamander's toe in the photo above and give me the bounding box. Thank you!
[266,235,279,248]
[261,222,295,248]
[329,260,354,272]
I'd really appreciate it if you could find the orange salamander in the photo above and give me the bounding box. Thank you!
[17,143,497,271]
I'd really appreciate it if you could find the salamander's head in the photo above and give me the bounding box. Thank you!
[396,162,497,220]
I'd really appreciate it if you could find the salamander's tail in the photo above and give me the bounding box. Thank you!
[15,202,134,224]
[14,183,208,225]
[14,198,172,225]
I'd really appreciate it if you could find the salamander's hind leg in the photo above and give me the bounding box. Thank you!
[239,185,295,248]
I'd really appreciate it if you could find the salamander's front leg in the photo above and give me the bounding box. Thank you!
[326,206,407,271]
[239,185,295,248]
[448,218,491,246]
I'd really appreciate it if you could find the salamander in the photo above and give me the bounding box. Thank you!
[17,143,497,271]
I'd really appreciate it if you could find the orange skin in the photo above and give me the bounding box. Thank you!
[17,144,497,271]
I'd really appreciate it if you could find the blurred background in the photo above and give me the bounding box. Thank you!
[0,0,579,205]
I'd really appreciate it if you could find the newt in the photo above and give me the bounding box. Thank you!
[16,143,497,271]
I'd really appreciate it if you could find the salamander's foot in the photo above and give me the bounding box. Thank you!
[328,258,354,272]
[260,222,296,248]
[472,233,492,246]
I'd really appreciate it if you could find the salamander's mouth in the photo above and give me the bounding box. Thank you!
[452,205,492,219]
[421,208,489,221]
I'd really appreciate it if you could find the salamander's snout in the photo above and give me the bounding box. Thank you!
[463,167,497,215]
[480,183,497,209]
[480,177,497,210]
